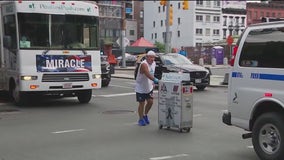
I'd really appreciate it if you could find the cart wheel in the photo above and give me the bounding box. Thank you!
[159,125,163,129]
[185,128,191,133]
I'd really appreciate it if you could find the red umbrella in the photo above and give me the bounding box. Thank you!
[131,37,154,47]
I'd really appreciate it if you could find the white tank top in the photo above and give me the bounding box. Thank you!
[135,60,156,93]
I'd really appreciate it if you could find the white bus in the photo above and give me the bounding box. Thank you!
[0,1,101,105]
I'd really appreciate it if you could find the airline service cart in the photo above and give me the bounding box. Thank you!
[158,73,193,133]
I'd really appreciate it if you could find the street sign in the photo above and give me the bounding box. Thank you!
[116,37,130,47]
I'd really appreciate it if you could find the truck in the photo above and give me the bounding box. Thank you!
[0,1,102,105]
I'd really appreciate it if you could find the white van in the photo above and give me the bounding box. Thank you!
[223,21,284,160]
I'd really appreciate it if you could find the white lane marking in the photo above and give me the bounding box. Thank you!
[93,91,158,98]
[247,146,254,149]
[109,84,133,89]
[193,114,202,117]
[93,92,135,98]
[150,154,189,160]
[127,82,136,85]
[52,129,85,134]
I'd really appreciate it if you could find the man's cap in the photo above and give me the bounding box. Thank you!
[146,50,156,56]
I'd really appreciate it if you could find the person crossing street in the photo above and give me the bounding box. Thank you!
[135,50,159,126]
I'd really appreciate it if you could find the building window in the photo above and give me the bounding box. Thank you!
[178,18,181,25]
[272,12,275,17]
[213,0,220,7]
[196,15,203,22]
[155,33,157,39]
[206,15,210,22]
[205,28,210,36]
[223,16,227,26]
[177,30,180,37]
[266,12,270,17]
[163,5,165,12]
[129,30,134,36]
[196,28,203,35]
[206,1,210,7]
[213,29,219,36]
[158,6,160,13]
[161,20,163,27]
[248,11,252,19]
[196,0,203,6]
[260,11,264,17]
[241,17,245,26]
[254,11,258,19]
[151,33,153,39]
[140,10,144,18]
[196,43,202,46]
[153,21,155,27]
[213,16,220,22]
[178,2,181,9]
[223,29,227,39]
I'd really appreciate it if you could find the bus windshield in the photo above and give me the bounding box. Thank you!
[18,13,99,50]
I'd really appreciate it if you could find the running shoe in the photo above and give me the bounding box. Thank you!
[138,119,146,126]
[143,115,150,124]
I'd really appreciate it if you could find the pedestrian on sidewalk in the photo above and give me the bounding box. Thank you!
[178,46,188,57]
[135,50,159,126]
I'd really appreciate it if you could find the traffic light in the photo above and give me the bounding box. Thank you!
[169,4,173,26]
[160,0,167,6]
[182,0,189,10]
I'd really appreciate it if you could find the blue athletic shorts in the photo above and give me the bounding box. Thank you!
[136,90,153,102]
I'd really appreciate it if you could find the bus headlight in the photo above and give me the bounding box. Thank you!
[21,76,38,81]
[92,74,101,79]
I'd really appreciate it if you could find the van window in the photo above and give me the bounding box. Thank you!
[239,27,284,68]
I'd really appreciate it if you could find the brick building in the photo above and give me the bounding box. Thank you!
[247,1,284,25]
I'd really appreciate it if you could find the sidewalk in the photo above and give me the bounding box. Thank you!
[112,65,229,87]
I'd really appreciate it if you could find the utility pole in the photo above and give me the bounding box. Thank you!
[121,1,126,68]
[165,1,170,53]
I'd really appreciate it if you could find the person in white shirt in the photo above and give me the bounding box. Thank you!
[135,50,159,126]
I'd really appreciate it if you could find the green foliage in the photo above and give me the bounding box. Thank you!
[154,41,165,53]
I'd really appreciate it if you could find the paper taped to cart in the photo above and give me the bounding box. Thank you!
[158,73,193,133]
[161,72,190,82]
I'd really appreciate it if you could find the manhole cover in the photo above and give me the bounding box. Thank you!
[102,109,135,114]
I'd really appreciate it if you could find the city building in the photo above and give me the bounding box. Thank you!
[95,0,138,50]
[143,0,249,49]
[247,1,284,25]
[221,1,246,39]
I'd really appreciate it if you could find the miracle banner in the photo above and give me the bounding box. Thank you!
[36,55,92,72]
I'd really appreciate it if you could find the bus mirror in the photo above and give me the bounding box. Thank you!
[3,36,11,48]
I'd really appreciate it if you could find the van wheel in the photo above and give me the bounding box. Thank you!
[252,112,284,160]
[77,89,92,103]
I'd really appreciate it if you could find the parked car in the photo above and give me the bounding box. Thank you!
[135,53,211,90]
[117,53,137,66]
[101,55,111,87]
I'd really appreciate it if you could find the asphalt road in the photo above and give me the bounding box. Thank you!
[0,78,259,160]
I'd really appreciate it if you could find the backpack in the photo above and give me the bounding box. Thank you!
[134,63,141,80]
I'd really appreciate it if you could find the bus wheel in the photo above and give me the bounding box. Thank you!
[10,83,26,106]
[252,112,284,160]
[77,89,92,104]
